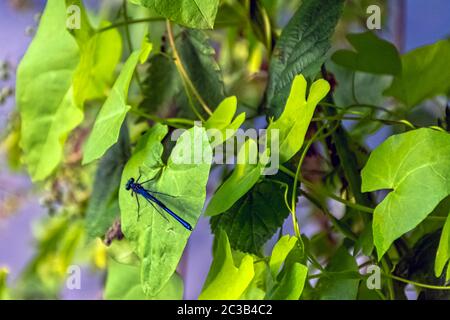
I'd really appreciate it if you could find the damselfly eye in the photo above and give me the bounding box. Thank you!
[125,178,135,190]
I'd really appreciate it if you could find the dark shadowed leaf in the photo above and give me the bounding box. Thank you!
[140,54,180,113]
[332,31,401,75]
[210,178,292,255]
[315,246,360,300]
[384,40,450,107]
[86,123,131,240]
[266,0,344,117]
[176,29,226,114]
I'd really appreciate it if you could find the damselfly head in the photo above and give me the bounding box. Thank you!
[125,178,135,191]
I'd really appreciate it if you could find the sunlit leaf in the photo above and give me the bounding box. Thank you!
[206,139,263,217]
[17,0,81,181]
[72,20,122,104]
[83,43,152,164]
[199,230,254,299]
[119,124,212,295]
[269,235,298,278]
[134,0,220,29]
[268,75,330,164]
[205,96,246,148]
[267,262,308,300]
[0,268,10,300]
[104,259,183,300]
[361,128,450,258]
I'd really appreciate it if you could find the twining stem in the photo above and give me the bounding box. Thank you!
[280,165,374,214]
[312,115,416,130]
[290,125,327,239]
[321,101,398,117]
[96,17,165,33]
[129,107,194,128]
[165,20,213,116]
[383,273,450,291]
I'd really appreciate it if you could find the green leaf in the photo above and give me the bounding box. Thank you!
[435,212,450,280]
[400,230,450,299]
[384,40,450,107]
[206,138,263,217]
[331,31,401,75]
[107,239,141,266]
[17,0,82,181]
[135,0,220,29]
[265,235,308,300]
[199,230,254,299]
[266,0,344,117]
[73,21,123,105]
[240,257,270,300]
[267,75,330,164]
[210,179,291,254]
[83,44,152,164]
[140,54,180,112]
[361,128,450,258]
[86,124,131,240]
[176,30,226,113]
[0,268,10,300]
[205,96,246,147]
[119,124,212,296]
[315,246,360,300]
[267,262,308,300]
[269,235,298,278]
[104,259,183,300]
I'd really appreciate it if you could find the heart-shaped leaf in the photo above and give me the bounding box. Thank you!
[362,128,450,258]
[332,31,401,75]
[17,0,82,181]
[119,124,212,295]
